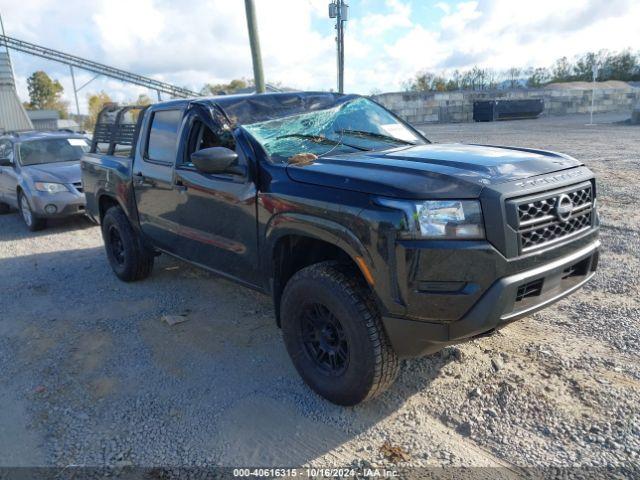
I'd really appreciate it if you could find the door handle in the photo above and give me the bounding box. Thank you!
[133,173,155,187]
[174,180,188,192]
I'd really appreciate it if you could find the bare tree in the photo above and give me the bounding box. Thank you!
[507,67,521,88]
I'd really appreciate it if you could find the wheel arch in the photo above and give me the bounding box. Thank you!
[16,184,32,209]
[15,182,28,200]
[265,213,377,326]
[98,193,123,223]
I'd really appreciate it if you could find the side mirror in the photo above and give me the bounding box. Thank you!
[0,157,12,167]
[190,147,243,175]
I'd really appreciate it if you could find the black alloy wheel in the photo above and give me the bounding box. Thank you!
[300,303,349,376]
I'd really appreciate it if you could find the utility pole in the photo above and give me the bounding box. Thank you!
[588,63,598,126]
[329,0,348,93]
[244,0,265,94]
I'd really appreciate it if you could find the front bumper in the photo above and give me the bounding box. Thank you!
[382,239,600,358]
[30,191,86,218]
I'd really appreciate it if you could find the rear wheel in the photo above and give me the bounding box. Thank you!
[18,192,46,231]
[280,261,399,406]
[102,206,154,281]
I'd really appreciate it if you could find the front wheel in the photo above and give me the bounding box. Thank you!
[102,206,154,282]
[18,192,46,231]
[280,261,399,406]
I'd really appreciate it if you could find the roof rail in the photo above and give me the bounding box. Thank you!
[0,129,87,138]
[0,129,36,137]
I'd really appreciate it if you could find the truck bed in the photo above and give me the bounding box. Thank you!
[81,153,134,224]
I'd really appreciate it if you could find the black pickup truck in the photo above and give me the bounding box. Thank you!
[82,92,600,405]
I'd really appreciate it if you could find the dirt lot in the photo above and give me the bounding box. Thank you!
[0,113,638,473]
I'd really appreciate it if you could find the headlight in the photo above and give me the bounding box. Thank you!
[34,182,69,194]
[415,200,484,239]
[377,198,485,239]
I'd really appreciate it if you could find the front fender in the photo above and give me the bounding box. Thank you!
[263,211,407,319]
[264,212,375,274]
[16,178,34,202]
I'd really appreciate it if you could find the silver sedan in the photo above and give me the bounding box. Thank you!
[0,131,89,231]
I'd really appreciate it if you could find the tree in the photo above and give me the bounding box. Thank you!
[84,91,113,131]
[485,69,499,90]
[469,66,488,90]
[135,94,153,106]
[402,48,639,93]
[406,71,455,92]
[432,76,447,92]
[574,52,600,81]
[26,70,69,118]
[445,79,459,91]
[200,78,251,95]
[526,67,550,88]
[551,57,573,82]
[601,50,638,81]
[446,70,463,91]
[505,67,521,88]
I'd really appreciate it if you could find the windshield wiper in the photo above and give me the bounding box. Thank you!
[276,133,368,152]
[337,129,416,145]
[276,133,337,145]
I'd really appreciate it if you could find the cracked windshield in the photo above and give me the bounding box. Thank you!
[243,97,426,161]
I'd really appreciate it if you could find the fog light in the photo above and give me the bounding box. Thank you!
[44,204,58,214]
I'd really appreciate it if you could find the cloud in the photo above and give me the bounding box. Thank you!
[3,0,640,111]
[93,0,165,50]
[354,1,413,39]
[435,2,451,14]
[440,1,481,33]
[375,0,640,86]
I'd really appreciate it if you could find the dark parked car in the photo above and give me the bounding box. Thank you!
[0,131,89,230]
[82,93,600,405]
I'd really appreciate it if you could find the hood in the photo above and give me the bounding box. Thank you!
[23,161,82,184]
[285,143,583,199]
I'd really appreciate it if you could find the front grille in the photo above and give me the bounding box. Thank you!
[521,212,592,250]
[509,182,594,253]
[73,182,84,193]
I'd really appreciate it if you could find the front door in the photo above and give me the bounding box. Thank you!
[0,140,18,207]
[172,105,260,287]
[132,107,186,253]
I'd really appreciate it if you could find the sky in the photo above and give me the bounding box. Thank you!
[1,0,639,114]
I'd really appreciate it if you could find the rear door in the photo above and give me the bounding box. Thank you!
[171,104,260,287]
[132,106,186,253]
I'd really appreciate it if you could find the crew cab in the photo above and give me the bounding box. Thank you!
[81,93,600,405]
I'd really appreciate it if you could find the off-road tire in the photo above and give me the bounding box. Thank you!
[102,206,154,281]
[280,261,399,406]
[18,192,46,231]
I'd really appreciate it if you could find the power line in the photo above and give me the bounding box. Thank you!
[0,34,199,99]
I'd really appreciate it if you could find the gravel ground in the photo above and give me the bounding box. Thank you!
[0,113,638,474]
